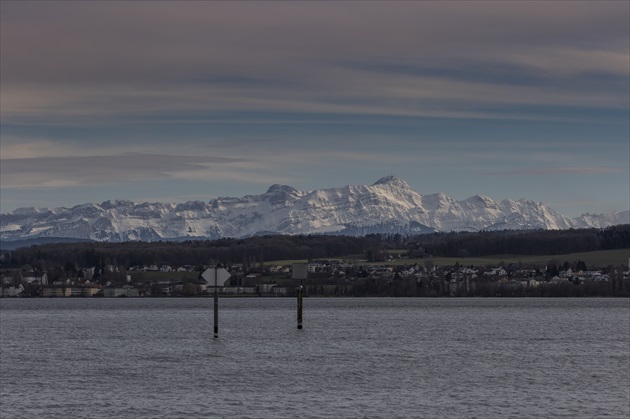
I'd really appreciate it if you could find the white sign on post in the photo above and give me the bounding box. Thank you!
[202,267,231,287]
[292,263,307,280]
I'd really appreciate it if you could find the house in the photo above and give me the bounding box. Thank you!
[527,279,542,287]
[1,275,16,285]
[83,267,95,280]
[104,265,118,273]
[221,286,256,295]
[194,280,208,293]
[2,285,24,297]
[81,286,101,297]
[23,273,48,285]
[70,287,84,297]
[104,284,139,297]
[42,286,72,297]
[307,263,326,274]
[259,283,277,293]
[484,268,507,277]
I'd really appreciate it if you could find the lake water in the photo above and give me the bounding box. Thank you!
[1,298,628,418]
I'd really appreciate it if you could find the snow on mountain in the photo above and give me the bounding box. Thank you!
[572,210,630,228]
[1,176,627,243]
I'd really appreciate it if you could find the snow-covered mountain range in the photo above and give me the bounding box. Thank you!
[1,176,628,243]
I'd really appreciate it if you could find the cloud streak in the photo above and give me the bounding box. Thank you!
[0,153,250,188]
[1,2,628,125]
[0,147,414,190]
[2,2,627,82]
[481,166,626,176]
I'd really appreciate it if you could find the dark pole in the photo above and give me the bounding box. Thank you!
[297,280,303,330]
[292,263,306,330]
[214,268,219,338]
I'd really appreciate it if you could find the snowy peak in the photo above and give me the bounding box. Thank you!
[372,175,397,185]
[265,184,300,195]
[372,175,411,189]
[463,195,495,206]
[1,176,627,243]
[573,210,630,228]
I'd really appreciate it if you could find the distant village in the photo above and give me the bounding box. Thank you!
[2,254,629,298]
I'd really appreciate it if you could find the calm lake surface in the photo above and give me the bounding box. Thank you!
[1,298,628,418]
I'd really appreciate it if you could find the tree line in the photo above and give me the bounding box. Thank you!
[1,225,628,271]
[1,235,382,270]
[399,224,629,258]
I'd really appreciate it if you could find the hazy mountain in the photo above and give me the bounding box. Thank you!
[1,176,628,243]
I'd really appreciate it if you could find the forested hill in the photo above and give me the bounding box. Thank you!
[1,225,628,269]
[400,225,629,258]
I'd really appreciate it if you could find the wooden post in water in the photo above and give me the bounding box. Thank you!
[293,263,307,330]
[297,285,303,329]
[202,266,231,339]
[213,279,219,338]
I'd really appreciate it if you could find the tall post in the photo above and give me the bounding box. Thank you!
[293,263,307,330]
[297,282,303,330]
[213,269,219,338]
[202,266,230,340]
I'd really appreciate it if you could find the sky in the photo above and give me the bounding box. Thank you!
[1,1,628,218]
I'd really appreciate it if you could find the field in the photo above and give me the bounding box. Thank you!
[266,249,629,268]
[378,248,630,267]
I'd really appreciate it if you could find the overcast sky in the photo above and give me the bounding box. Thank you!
[1,1,628,217]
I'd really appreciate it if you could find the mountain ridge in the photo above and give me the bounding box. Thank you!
[1,176,628,243]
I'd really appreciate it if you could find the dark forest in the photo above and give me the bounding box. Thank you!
[1,225,628,270]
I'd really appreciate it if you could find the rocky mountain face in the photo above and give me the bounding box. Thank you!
[1,176,628,243]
